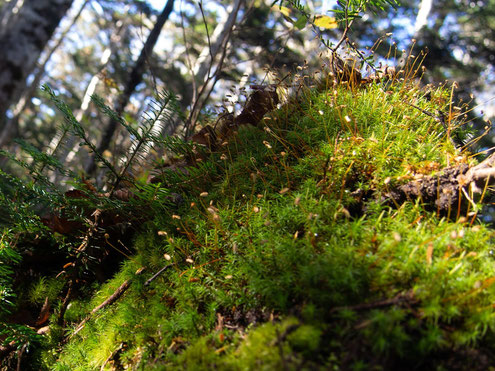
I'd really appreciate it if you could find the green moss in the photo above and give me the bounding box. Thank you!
[40,80,495,369]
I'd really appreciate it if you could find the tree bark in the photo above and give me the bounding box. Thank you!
[0,0,88,149]
[84,0,175,176]
[0,0,74,134]
[385,152,495,217]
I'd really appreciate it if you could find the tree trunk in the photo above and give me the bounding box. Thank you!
[414,0,434,33]
[0,0,88,149]
[0,0,23,34]
[84,0,175,176]
[0,0,74,135]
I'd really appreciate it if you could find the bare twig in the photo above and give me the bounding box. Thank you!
[69,280,130,339]
[198,1,214,76]
[68,268,145,341]
[144,264,173,286]
[180,1,197,100]
[16,343,27,371]
[185,0,244,137]
[100,342,124,371]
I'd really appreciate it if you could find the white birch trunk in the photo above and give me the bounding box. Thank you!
[414,0,434,33]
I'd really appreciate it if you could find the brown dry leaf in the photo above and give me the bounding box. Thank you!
[35,297,51,326]
[64,189,88,199]
[81,177,99,194]
[41,213,83,235]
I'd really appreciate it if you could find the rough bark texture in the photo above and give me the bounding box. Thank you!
[387,164,470,213]
[0,0,73,130]
[386,152,495,215]
[0,0,87,149]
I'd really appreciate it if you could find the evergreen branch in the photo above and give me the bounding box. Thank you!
[43,86,120,180]
[109,90,179,195]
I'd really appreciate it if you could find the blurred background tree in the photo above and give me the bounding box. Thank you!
[0,0,491,185]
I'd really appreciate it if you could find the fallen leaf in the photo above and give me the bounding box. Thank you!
[35,297,51,326]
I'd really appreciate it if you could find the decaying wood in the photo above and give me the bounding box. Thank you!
[386,164,469,213]
[463,152,495,191]
[387,152,495,214]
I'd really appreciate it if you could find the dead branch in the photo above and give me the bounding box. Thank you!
[100,342,125,371]
[69,280,130,339]
[68,268,144,341]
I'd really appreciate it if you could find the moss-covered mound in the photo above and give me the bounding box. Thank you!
[12,79,495,369]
